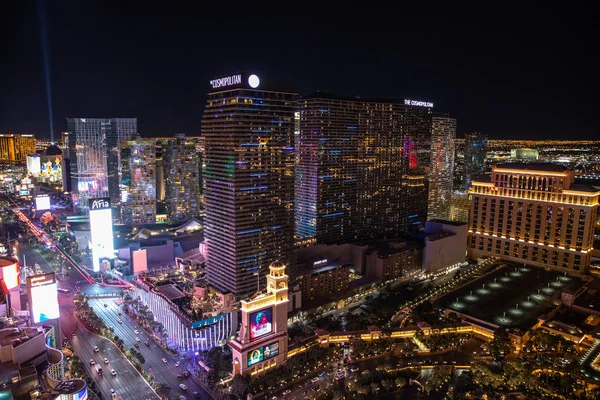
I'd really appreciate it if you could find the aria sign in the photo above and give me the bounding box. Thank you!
[209,74,260,89]
[89,197,111,210]
[404,99,434,108]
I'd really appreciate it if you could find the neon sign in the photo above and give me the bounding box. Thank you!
[210,74,242,89]
[404,99,433,108]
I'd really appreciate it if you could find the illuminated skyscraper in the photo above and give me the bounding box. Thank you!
[463,132,487,191]
[163,135,201,222]
[120,137,156,225]
[0,134,36,164]
[202,73,295,298]
[66,118,137,213]
[428,115,457,220]
[295,93,436,244]
[468,163,599,273]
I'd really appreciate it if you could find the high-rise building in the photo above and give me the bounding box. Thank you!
[463,132,487,191]
[155,141,166,202]
[66,118,137,213]
[468,163,599,273]
[120,137,157,225]
[295,93,435,244]
[163,135,201,222]
[0,134,36,164]
[202,73,296,298]
[428,115,457,220]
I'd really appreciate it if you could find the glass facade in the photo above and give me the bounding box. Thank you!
[428,115,457,220]
[202,81,295,298]
[463,132,487,191]
[295,93,435,244]
[120,137,157,225]
[162,135,201,222]
[67,118,137,213]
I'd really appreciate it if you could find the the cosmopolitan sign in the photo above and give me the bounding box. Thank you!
[404,99,434,108]
[210,74,242,89]
[210,73,260,89]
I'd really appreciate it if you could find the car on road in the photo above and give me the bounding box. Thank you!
[350,366,359,372]
[145,341,150,347]
[117,319,122,324]
[134,343,139,348]
[110,388,116,398]
[134,330,139,334]
[104,303,108,307]
[175,361,180,367]
[179,384,188,391]
[193,392,201,398]
[335,371,345,380]
[135,337,140,341]
[110,368,117,376]
[118,311,122,316]
[103,358,109,364]
[311,377,319,383]
[162,358,168,363]
[89,359,95,365]
[71,331,76,337]
[177,375,184,380]
[183,370,191,377]
[283,390,292,396]
[109,325,114,331]
[93,346,99,352]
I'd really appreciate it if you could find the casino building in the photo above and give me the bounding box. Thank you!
[468,163,599,273]
[229,260,289,376]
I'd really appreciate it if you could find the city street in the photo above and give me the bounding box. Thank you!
[89,297,212,399]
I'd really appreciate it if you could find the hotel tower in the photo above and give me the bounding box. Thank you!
[202,73,296,298]
[468,163,599,273]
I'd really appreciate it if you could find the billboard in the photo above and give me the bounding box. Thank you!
[247,341,280,367]
[249,308,272,340]
[0,257,20,293]
[36,195,51,211]
[73,386,88,400]
[27,273,60,323]
[88,197,115,272]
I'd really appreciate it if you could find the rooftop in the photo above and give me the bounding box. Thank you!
[156,284,186,300]
[568,183,600,193]
[425,232,455,242]
[494,162,568,172]
[0,327,43,347]
[428,219,468,227]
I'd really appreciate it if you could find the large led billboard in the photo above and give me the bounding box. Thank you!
[249,308,272,340]
[88,198,115,272]
[247,341,280,367]
[0,257,20,293]
[73,386,88,400]
[27,273,60,323]
[35,195,51,211]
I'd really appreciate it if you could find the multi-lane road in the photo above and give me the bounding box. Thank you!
[89,298,210,399]
[8,226,214,399]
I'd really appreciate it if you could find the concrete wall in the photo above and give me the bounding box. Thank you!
[423,221,468,273]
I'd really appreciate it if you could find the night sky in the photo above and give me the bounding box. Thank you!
[1,2,597,141]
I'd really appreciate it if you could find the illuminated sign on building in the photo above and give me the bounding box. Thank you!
[192,314,226,330]
[36,195,51,211]
[210,74,242,89]
[313,259,327,266]
[404,99,434,108]
[247,341,280,367]
[249,308,273,340]
[0,257,20,293]
[88,197,115,272]
[27,273,59,323]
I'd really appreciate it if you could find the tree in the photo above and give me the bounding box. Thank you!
[154,383,171,399]
[231,374,251,398]
[395,376,406,388]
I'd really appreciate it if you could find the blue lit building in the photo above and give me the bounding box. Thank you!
[463,132,487,191]
[295,93,437,244]
[201,73,296,298]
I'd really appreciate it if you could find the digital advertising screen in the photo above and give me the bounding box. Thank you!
[249,308,273,340]
[73,386,88,400]
[35,195,51,211]
[88,198,115,272]
[30,282,60,323]
[0,258,20,292]
[247,341,279,367]
[19,190,29,196]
